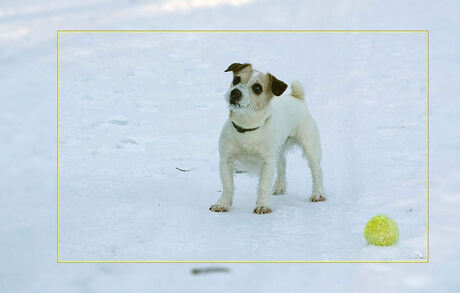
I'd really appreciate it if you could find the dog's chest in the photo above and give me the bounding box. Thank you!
[229,130,275,166]
[235,127,270,148]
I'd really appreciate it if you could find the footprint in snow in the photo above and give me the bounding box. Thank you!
[121,138,137,144]
[116,138,144,152]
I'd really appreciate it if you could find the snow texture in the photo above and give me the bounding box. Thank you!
[59,32,426,261]
[1,0,459,292]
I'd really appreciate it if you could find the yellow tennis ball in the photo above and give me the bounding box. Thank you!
[364,215,399,246]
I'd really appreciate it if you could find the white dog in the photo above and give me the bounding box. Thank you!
[210,63,325,214]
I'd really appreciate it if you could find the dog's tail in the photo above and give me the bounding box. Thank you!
[290,81,305,100]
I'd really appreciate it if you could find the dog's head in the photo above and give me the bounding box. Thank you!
[224,63,287,112]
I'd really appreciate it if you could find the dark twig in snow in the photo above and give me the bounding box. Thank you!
[191,267,230,275]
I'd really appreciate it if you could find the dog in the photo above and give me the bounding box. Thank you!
[209,63,325,214]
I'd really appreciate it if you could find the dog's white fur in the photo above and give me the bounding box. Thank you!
[210,64,325,214]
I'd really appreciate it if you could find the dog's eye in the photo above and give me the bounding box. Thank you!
[252,83,263,94]
[233,76,241,85]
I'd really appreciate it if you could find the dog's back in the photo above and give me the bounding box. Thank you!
[270,81,313,142]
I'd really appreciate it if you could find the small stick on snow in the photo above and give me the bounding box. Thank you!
[176,167,191,172]
[191,267,230,275]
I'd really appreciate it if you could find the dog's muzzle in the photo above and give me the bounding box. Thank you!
[230,88,242,105]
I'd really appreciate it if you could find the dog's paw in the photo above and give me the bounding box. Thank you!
[272,181,286,195]
[310,194,326,202]
[209,204,229,212]
[253,206,272,214]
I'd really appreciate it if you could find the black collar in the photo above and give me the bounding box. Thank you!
[232,121,260,133]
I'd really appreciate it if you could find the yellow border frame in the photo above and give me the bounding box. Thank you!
[57,30,429,263]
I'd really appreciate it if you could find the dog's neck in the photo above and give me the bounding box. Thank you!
[229,106,271,130]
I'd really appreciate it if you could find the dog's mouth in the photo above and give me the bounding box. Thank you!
[228,103,241,111]
[228,101,250,111]
[228,97,251,110]
[230,101,242,107]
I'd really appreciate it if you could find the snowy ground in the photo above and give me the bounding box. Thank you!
[1,0,460,292]
[59,32,426,261]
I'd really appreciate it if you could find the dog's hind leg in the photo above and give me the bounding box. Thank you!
[272,142,288,195]
[294,122,326,202]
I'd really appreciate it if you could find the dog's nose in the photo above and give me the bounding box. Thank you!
[230,89,242,105]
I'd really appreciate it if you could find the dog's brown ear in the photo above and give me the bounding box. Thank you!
[268,73,288,96]
[225,63,251,73]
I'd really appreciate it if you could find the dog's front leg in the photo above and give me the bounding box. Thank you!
[254,160,275,214]
[209,160,234,212]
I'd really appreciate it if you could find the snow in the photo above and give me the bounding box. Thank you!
[58,32,426,261]
[1,0,460,292]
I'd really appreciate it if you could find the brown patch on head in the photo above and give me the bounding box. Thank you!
[225,63,253,84]
[246,72,288,110]
[250,72,272,110]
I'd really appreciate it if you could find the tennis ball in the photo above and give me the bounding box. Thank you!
[364,215,399,246]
